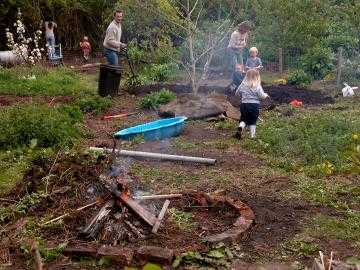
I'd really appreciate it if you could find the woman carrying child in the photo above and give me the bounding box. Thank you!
[235,69,270,139]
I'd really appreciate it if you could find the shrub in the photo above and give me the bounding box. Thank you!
[123,74,151,89]
[0,104,83,149]
[146,63,174,82]
[288,69,312,87]
[127,41,146,65]
[139,89,176,109]
[75,96,112,115]
[300,46,334,80]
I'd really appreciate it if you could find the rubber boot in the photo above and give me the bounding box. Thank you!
[249,125,256,138]
[234,122,245,139]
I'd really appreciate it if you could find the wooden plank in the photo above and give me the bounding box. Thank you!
[117,194,157,226]
[152,200,170,233]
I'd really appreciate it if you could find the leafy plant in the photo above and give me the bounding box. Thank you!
[139,89,176,109]
[127,41,146,65]
[288,69,312,87]
[146,63,174,82]
[15,192,45,214]
[75,96,112,115]
[300,46,334,80]
[0,104,83,149]
[124,74,151,89]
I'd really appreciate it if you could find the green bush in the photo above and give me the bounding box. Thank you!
[139,89,176,109]
[127,41,146,65]
[300,46,334,80]
[124,74,151,89]
[75,96,112,115]
[0,105,83,149]
[288,69,312,87]
[146,63,174,82]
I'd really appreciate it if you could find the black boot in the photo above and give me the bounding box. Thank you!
[233,127,243,140]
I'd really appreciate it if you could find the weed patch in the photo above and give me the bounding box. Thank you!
[75,96,112,115]
[139,89,176,109]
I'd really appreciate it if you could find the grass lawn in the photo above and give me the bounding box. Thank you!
[0,65,96,96]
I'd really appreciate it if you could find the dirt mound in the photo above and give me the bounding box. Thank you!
[131,82,334,107]
[264,84,334,105]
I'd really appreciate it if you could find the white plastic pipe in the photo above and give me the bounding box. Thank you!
[89,147,216,165]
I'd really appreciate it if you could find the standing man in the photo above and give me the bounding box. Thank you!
[227,22,250,73]
[103,9,127,65]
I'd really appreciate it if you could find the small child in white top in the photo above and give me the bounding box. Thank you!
[235,69,269,139]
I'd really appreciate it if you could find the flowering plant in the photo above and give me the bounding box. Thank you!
[5,9,44,65]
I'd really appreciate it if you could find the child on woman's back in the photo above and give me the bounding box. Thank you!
[235,69,269,139]
[245,47,263,71]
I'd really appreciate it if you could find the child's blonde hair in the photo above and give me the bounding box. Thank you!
[243,69,261,88]
[249,47,258,54]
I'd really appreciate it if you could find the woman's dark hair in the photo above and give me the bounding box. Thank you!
[48,22,53,29]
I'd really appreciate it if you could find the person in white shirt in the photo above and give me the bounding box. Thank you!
[228,22,250,73]
[103,9,127,66]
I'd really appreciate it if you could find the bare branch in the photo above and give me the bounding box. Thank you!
[189,0,200,16]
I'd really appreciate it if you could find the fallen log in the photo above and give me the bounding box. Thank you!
[89,147,217,165]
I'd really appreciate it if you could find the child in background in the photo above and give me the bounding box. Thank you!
[80,36,91,61]
[245,47,263,71]
[229,64,245,92]
[235,69,269,139]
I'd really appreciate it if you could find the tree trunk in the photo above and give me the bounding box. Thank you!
[187,20,197,94]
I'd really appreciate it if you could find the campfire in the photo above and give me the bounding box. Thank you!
[37,152,252,267]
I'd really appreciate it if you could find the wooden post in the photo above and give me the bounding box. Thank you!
[278,48,283,73]
[336,47,343,88]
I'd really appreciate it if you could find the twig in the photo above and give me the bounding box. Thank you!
[320,251,325,270]
[31,241,43,270]
[133,194,183,200]
[328,251,333,270]
[42,201,99,226]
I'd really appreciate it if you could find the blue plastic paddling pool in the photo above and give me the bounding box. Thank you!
[114,116,188,141]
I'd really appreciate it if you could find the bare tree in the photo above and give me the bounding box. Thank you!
[134,0,236,94]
